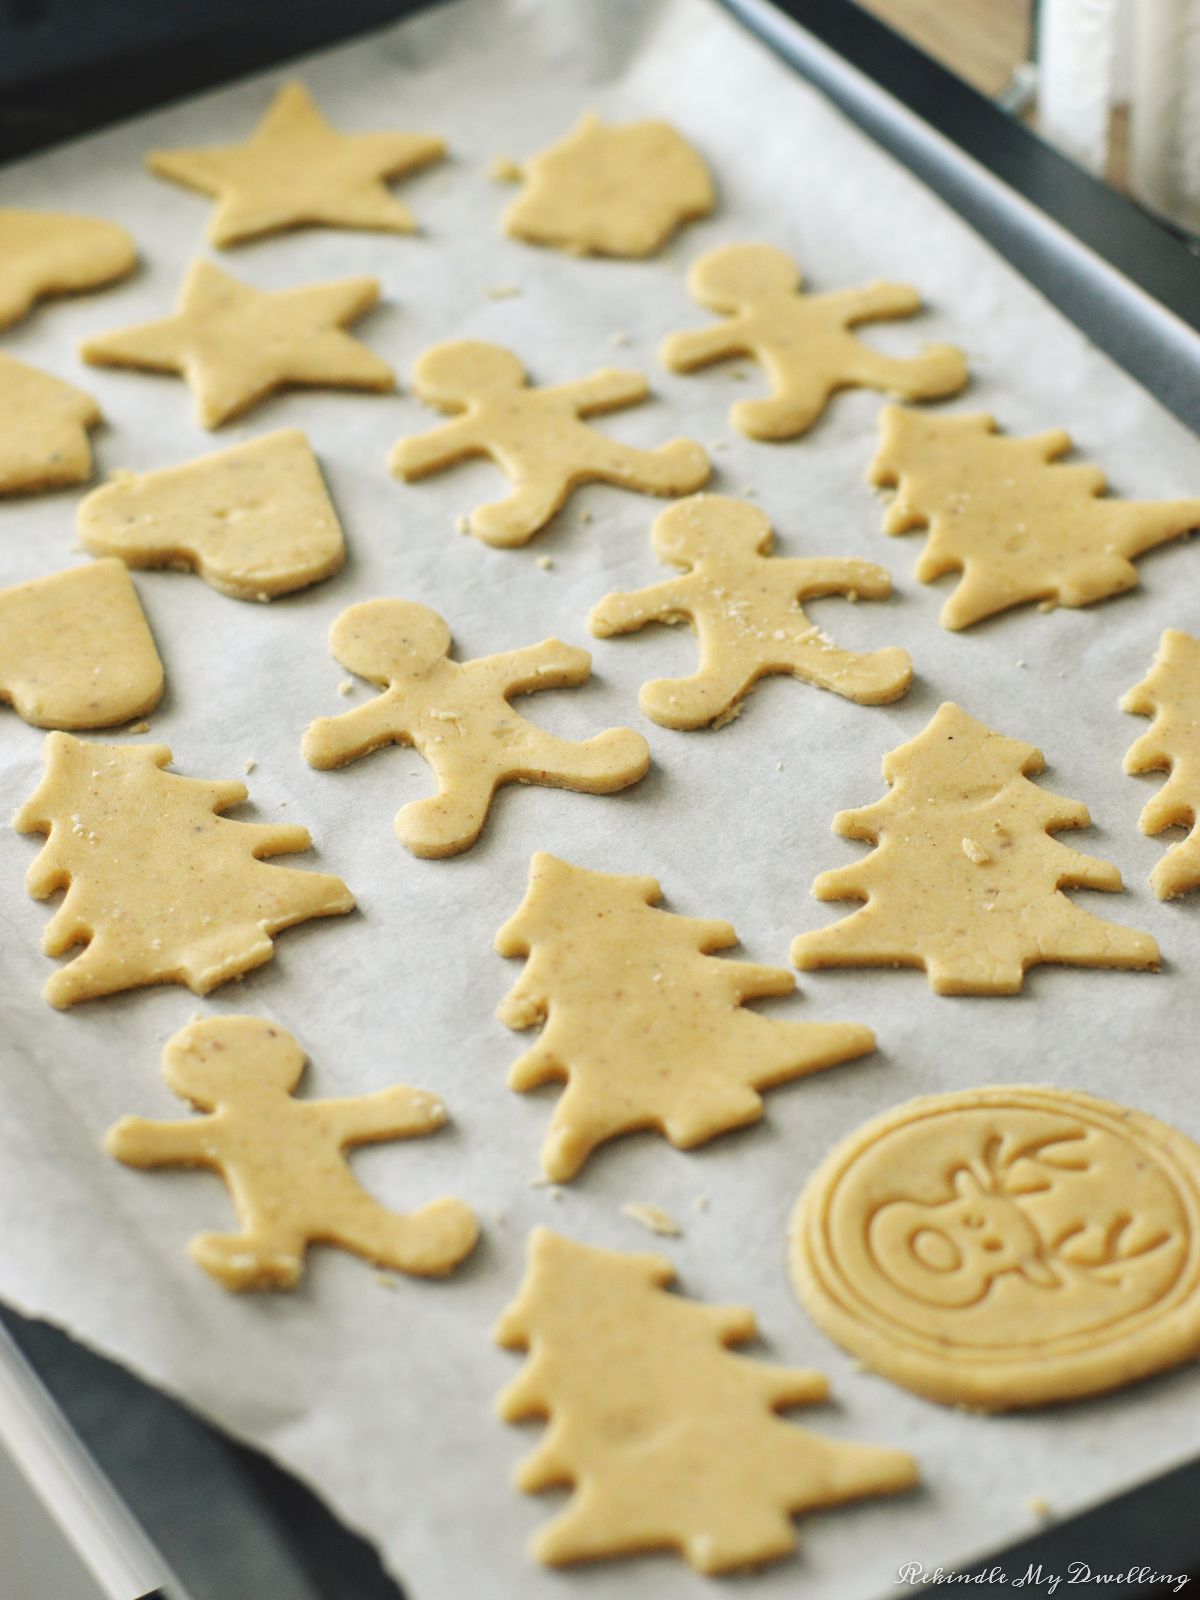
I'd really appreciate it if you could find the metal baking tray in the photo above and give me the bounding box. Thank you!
[1,2,1198,1596]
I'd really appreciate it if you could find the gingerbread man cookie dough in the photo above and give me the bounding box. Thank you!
[78,431,345,600]
[389,340,710,546]
[661,244,967,440]
[791,1087,1200,1409]
[0,209,136,331]
[303,599,649,857]
[80,260,393,428]
[148,81,445,248]
[107,1015,478,1290]
[589,494,912,729]
[500,113,714,258]
[0,354,101,496]
[0,561,163,728]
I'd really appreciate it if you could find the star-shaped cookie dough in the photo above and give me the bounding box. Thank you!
[80,260,394,428]
[147,81,445,248]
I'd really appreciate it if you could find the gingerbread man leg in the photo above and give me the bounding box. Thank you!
[782,637,913,705]
[326,1191,479,1277]
[840,341,968,404]
[639,661,756,730]
[191,1224,308,1290]
[514,726,650,792]
[731,370,837,441]
[396,754,500,858]
[471,477,573,548]
[588,437,710,498]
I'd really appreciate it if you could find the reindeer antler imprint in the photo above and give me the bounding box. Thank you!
[791,1087,1200,1410]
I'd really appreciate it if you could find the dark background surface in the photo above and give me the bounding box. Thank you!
[1,2,1198,1597]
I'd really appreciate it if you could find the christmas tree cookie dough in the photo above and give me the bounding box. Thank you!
[589,494,912,729]
[870,406,1200,629]
[496,853,874,1181]
[792,702,1159,995]
[77,430,345,600]
[0,354,101,496]
[1123,628,1200,899]
[80,260,393,428]
[496,1228,917,1572]
[791,1087,1200,1410]
[661,244,967,440]
[303,602,649,858]
[147,81,445,248]
[0,209,136,331]
[15,732,353,1007]
[389,340,710,547]
[106,1015,478,1290]
[500,113,714,258]
[0,561,162,728]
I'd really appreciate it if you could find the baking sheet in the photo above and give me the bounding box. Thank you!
[2,2,1200,1595]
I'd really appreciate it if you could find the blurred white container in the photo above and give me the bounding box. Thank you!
[1038,0,1200,235]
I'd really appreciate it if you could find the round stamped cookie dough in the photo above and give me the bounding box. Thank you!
[790,1087,1200,1410]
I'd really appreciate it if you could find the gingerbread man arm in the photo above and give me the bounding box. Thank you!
[303,693,410,770]
[315,1085,449,1147]
[549,368,649,415]
[105,1114,217,1168]
[660,319,752,372]
[389,416,486,480]
[589,575,694,636]
[822,281,922,325]
[480,639,594,696]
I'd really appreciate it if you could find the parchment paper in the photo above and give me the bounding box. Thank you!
[2,3,1200,1595]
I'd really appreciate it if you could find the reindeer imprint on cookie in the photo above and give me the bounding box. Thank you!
[791,1087,1200,1409]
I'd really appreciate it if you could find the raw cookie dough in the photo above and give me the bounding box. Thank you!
[589,494,912,729]
[15,732,354,1008]
[1122,628,1200,899]
[495,1228,917,1572]
[389,339,710,547]
[77,430,345,599]
[0,354,101,496]
[147,80,445,248]
[80,259,393,428]
[790,1086,1200,1410]
[495,852,874,1181]
[106,1015,478,1290]
[661,244,967,440]
[0,561,163,728]
[870,406,1200,629]
[0,209,136,331]
[501,113,714,258]
[791,701,1159,995]
[303,601,649,858]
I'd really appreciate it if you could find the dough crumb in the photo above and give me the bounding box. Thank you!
[1028,1496,1053,1519]
[850,1359,870,1374]
[375,1273,398,1290]
[694,1193,710,1213]
[579,509,593,525]
[488,154,523,182]
[337,679,355,696]
[708,439,727,451]
[1038,598,1057,612]
[609,330,631,347]
[961,836,991,866]
[537,555,554,571]
[127,721,151,735]
[244,757,256,774]
[456,514,470,535]
[486,283,521,300]
[622,1201,682,1237]
[1016,659,1027,668]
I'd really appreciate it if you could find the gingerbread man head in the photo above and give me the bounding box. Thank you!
[164,1015,304,1108]
[651,494,773,568]
[411,339,527,408]
[329,599,452,688]
[687,243,801,314]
